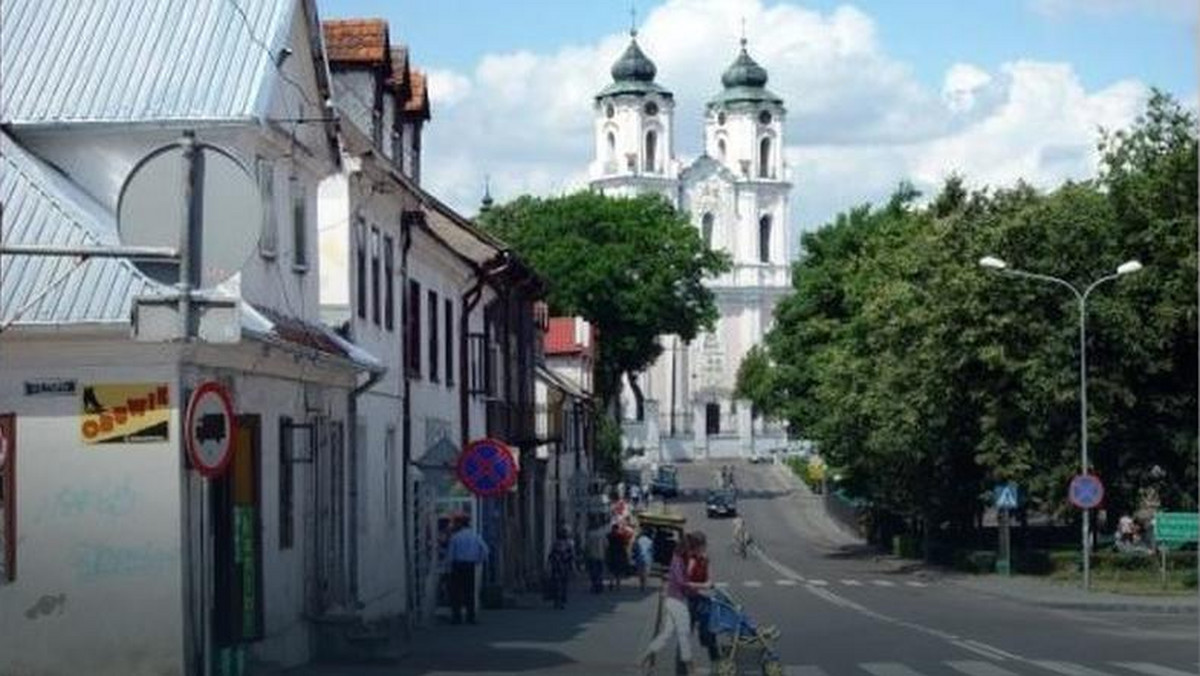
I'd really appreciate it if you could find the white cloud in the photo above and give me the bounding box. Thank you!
[414,0,1154,241]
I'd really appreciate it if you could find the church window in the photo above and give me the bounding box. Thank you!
[758,215,772,263]
[759,136,772,179]
[644,101,659,116]
[644,130,657,173]
[701,213,714,249]
[717,138,726,161]
[606,132,616,162]
[759,110,773,125]
[605,103,615,119]
[717,111,726,126]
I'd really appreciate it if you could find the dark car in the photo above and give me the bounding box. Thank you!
[650,464,679,498]
[706,489,737,518]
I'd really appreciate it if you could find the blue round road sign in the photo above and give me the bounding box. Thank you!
[1068,474,1104,509]
[457,438,518,497]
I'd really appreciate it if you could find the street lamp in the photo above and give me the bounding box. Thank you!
[979,255,1143,591]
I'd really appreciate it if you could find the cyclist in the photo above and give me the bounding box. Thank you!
[731,515,751,558]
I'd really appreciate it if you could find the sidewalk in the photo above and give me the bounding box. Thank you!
[945,572,1199,615]
[278,584,663,675]
[772,462,1198,615]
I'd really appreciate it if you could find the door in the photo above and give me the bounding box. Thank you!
[211,415,264,650]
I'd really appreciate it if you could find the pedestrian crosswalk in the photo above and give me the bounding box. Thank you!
[771,661,1198,676]
[727,578,932,590]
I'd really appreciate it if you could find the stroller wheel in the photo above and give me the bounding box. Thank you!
[761,660,784,676]
[715,659,738,676]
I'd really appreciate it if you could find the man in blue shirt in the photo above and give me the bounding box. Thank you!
[447,514,489,624]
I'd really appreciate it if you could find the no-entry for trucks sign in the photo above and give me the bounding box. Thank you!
[186,382,236,479]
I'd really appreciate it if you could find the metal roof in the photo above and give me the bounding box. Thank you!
[1,131,162,325]
[1,0,293,125]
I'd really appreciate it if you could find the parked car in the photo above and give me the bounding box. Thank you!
[650,464,679,498]
[706,489,738,518]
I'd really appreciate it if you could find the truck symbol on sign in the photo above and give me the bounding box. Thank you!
[195,413,227,444]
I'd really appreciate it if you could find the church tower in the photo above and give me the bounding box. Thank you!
[589,31,680,202]
[701,38,789,266]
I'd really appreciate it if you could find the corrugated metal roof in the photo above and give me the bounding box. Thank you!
[0,131,161,325]
[1,0,292,125]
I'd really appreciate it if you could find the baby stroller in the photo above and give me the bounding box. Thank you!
[706,588,782,676]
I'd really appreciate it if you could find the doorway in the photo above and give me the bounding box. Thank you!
[211,414,264,655]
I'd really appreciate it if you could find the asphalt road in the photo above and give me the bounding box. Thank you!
[670,461,1198,676]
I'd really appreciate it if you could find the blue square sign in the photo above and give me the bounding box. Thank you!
[995,483,1019,510]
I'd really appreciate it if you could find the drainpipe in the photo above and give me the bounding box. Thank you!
[347,362,385,610]
[459,253,510,445]
[400,211,416,622]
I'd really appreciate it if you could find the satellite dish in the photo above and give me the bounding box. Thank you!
[118,141,262,287]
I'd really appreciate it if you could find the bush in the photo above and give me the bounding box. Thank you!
[1013,549,1054,575]
[953,550,997,574]
[893,534,921,559]
[1183,568,1198,589]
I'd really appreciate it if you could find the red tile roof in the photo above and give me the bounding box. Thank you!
[322,19,390,64]
[402,70,431,119]
[545,317,594,356]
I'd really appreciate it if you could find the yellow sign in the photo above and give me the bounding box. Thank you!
[80,383,170,444]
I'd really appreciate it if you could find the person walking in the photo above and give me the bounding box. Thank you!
[633,528,655,592]
[585,522,606,593]
[606,523,630,590]
[641,534,707,675]
[547,527,575,609]
[447,514,489,625]
[685,532,721,666]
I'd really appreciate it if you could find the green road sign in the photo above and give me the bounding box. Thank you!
[1154,512,1198,547]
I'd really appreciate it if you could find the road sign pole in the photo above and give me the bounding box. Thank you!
[1078,292,1090,593]
[997,508,1011,576]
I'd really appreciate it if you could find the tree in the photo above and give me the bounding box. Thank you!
[478,191,730,416]
[758,93,1197,547]
[735,345,778,421]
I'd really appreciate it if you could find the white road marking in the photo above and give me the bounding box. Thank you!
[860,662,929,676]
[1032,661,1116,676]
[744,580,763,588]
[1110,663,1198,676]
[841,579,863,586]
[714,582,730,589]
[961,640,1020,661]
[872,579,897,587]
[951,640,1009,661]
[945,660,1022,676]
[776,578,798,586]
[807,579,829,586]
[905,580,928,588]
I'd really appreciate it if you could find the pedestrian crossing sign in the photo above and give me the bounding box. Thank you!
[995,483,1019,510]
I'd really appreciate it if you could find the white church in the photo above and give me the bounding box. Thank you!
[588,31,792,460]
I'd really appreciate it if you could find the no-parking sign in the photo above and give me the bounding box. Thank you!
[186,382,236,479]
[456,438,518,497]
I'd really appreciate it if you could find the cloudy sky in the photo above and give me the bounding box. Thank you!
[321,0,1195,241]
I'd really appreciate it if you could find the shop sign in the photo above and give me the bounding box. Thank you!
[80,384,170,444]
[24,379,77,397]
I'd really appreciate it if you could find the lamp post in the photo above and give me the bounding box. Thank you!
[979,255,1143,591]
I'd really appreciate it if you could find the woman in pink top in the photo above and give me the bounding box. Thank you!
[640,533,711,675]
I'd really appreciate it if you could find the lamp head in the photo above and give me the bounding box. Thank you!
[1116,260,1143,276]
[979,256,1008,270]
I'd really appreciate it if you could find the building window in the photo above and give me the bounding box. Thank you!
[701,213,714,249]
[371,227,381,326]
[384,235,395,331]
[355,219,367,320]
[407,280,421,377]
[606,132,616,162]
[444,298,455,387]
[717,138,726,162]
[290,176,307,271]
[278,417,295,550]
[0,414,15,582]
[428,290,440,383]
[256,157,277,258]
[759,215,772,263]
[384,426,397,529]
[759,137,771,179]
[644,130,657,173]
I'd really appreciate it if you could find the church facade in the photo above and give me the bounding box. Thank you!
[589,32,791,460]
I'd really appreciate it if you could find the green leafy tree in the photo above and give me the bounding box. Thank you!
[734,344,778,422]
[478,191,730,416]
